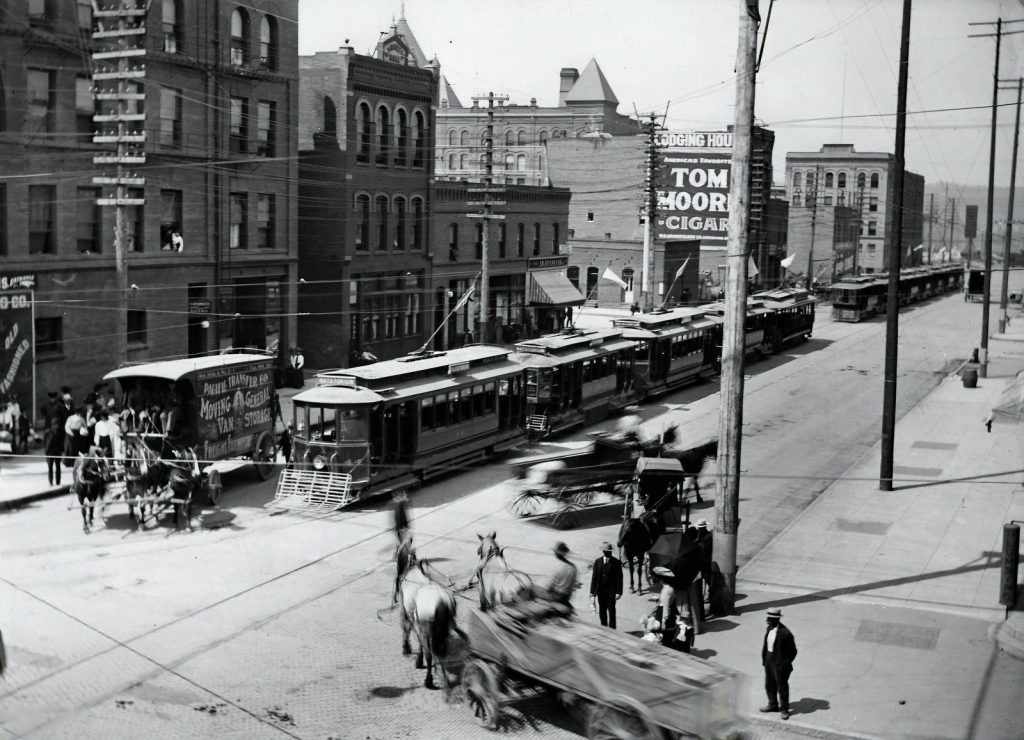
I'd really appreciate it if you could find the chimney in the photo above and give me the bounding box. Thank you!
[558,68,579,107]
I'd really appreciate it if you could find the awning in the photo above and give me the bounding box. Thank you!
[529,270,585,306]
[991,372,1024,425]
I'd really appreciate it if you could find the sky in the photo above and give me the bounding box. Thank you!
[298,0,1024,189]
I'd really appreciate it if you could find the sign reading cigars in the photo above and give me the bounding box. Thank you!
[655,131,733,246]
[196,361,274,459]
[0,290,34,406]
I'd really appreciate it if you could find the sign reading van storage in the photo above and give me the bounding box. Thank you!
[655,131,733,246]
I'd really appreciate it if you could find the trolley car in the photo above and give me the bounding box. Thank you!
[830,264,963,322]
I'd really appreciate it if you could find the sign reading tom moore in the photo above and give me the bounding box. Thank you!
[196,360,275,460]
[0,290,34,409]
[655,131,733,246]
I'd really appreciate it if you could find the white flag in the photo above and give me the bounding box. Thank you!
[748,256,759,277]
[674,257,691,280]
[453,279,477,312]
[780,254,796,269]
[602,267,628,289]
[912,244,924,252]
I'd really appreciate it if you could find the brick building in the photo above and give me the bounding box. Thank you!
[0,0,298,416]
[297,31,434,369]
[785,204,861,286]
[430,183,575,348]
[785,144,925,273]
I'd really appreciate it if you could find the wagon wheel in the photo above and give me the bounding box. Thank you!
[461,659,500,731]
[585,695,660,740]
[509,491,543,518]
[252,431,277,481]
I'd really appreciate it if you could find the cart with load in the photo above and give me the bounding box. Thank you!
[460,607,744,738]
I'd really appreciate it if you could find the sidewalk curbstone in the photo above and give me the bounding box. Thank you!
[989,612,1024,661]
[743,714,885,740]
[0,484,72,511]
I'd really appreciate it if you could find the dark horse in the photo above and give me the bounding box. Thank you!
[124,436,200,529]
[617,510,665,594]
[665,439,719,504]
[73,450,110,533]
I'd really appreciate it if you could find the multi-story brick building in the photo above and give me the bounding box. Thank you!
[0,0,298,414]
[297,31,434,369]
[785,144,925,273]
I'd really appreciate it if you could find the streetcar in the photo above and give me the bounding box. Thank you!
[829,264,963,322]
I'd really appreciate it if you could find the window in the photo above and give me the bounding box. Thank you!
[567,266,580,290]
[128,190,143,251]
[792,171,800,188]
[26,69,54,133]
[127,310,147,346]
[230,97,248,153]
[35,317,62,356]
[76,188,100,253]
[805,172,814,188]
[824,195,833,206]
[447,129,456,146]
[395,197,407,250]
[413,111,426,168]
[504,130,514,145]
[395,109,409,166]
[160,87,181,147]
[837,172,847,188]
[517,223,525,257]
[448,153,457,169]
[258,15,277,68]
[257,101,275,156]
[253,193,275,250]
[516,154,526,171]
[868,221,877,236]
[355,194,370,251]
[587,211,594,222]
[375,195,389,250]
[867,243,877,256]
[230,193,247,249]
[474,222,483,259]
[792,195,800,207]
[552,223,560,254]
[622,268,635,292]
[517,130,526,145]
[504,153,514,171]
[825,172,834,188]
[411,197,424,250]
[498,222,506,258]
[76,76,94,136]
[586,267,599,297]
[28,185,55,254]
[449,223,459,261]
[160,189,182,251]
[539,130,548,144]
[29,0,53,22]
[857,172,866,189]
[532,223,541,256]
[162,0,181,52]
[230,8,249,66]
[376,105,390,165]
[355,103,372,162]
[459,129,469,146]
[869,196,878,212]
[870,172,880,188]
[460,153,468,169]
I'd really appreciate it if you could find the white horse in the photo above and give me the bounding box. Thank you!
[474,531,534,610]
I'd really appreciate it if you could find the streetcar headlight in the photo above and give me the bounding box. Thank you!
[312,454,327,470]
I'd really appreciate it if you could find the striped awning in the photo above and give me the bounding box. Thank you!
[529,270,585,306]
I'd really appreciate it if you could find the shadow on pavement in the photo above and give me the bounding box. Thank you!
[789,697,830,716]
[701,618,741,633]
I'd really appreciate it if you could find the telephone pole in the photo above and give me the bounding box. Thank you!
[927,193,934,265]
[715,0,759,613]
[999,77,1022,334]
[969,18,1024,377]
[806,164,820,288]
[879,0,912,492]
[468,92,508,344]
[951,198,958,263]
[641,114,661,311]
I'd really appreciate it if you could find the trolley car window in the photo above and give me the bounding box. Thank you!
[309,406,336,442]
[295,405,308,437]
[473,385,485,416]
[460,388,473,420]
[484,382,496,413]
[448,391,460,424]
[435,393,449,427]
[421,397,434,430]
[335,408,366,441]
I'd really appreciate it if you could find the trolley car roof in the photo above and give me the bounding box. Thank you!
[510,336,635,367]
[319,345,511,383]
[514,327,625,353]
[104,353,273,382]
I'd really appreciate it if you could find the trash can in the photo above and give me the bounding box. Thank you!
[961,363,979,388]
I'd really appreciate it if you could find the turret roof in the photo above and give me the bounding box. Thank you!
[564,58,619,105]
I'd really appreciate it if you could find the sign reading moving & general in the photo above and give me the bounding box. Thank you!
[655,131,733,247]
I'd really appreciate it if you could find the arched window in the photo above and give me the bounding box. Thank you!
[448,153,456,169]
[411,197,424,250]
[792,171,800,188]
[459,153,468,169]
[504,130,514,145]
[805,171,814,188]
[586,267,599,298]
[394,196,407,250]
[825,172,834,188]
[567,266,580,290]
[517,129,526,145]
[504,153,514,171]
[354,194,370,251]
[447,129,456,146]
[230,8,249,66]
[258,15,277,69]
[837,172,847,188]
[870,172,880,188]
[412,111,426,168]
[479,154,487,170]
[375,195,389,250]
[162,0,181,53]
[539,130,548,144]
[395,108,409,166]
[323,96,337,137]
[356,103,371,162]
[375,105,390,165]
[516,154,526,171]
[857,172,866,189]
[459,129,469,146]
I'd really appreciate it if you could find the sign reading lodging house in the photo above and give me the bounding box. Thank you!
[655,131,733,247]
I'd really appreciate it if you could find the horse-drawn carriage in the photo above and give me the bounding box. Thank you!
[72,354,280,532]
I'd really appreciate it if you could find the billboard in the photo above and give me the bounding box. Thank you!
[0,289,34,412]
[196,361,275,459]
[964,204,978,239]
[655,131,733,247]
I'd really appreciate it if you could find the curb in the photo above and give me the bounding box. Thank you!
[743,714,884,740]
[988,612,1024,661]
[0,485,72,511]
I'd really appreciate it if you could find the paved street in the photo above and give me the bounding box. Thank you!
[2,295,1022,739]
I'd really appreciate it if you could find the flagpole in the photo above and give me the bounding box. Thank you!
[569,282,602,329]
[417,273,480,353]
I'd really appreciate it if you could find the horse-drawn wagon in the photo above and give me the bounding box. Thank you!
[460,607,743,738]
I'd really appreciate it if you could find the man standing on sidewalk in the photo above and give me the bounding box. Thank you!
[760,608,798,720]
[589,542,622,628]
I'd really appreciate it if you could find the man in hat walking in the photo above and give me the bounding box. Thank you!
[589,542,623,628]
[761,608,798,720]
[544,542,578,607]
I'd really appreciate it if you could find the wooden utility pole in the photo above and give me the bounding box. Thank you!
[999,77,1022,334]
[715,0,759,613]
[641,114,660,311]
[927,193,934,265]
[468,92,508,344]
[879,0,912,492]
[806,164,820,289]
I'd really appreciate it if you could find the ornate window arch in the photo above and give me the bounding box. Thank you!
[447,129,456,146]
[411,196,425,250]
[323,96,337,137]
[258,14,277,69]
[460,129,469,146]
[375,104,391,165]
[837,172,847,188]
[539,130,548,144]
[356,101,371,162]
[857,172,866,189]
[412,108,426,168]
[792,171,801,188]
[825,172,834,188]
[516,154,526,171]
[395,106,409,165]
[505,129,514,145]
[375,194,390,250]
[870,172,880,188]
[230,8,249,66]
[354,192,370,250]
[517,129,526,145]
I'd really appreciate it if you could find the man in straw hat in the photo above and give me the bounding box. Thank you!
[760,608,798,720]
[589,542,623,628]
[544,542,578,607]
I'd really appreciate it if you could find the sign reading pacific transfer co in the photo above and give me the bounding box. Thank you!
[0,289,34,406]
[655,131,733,246]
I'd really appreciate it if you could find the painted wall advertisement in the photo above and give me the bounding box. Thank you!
[655,131,733,247]
[196,361,274,459]
[0,290,34,409]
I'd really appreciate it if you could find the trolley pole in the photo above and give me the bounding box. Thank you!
[468,92,508,344]
[879,0,912,492]
[998,77,1022,335]
[715,0,759,614]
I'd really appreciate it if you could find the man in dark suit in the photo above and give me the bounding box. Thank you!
[589,542,623,628]
[760,608,798,720]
